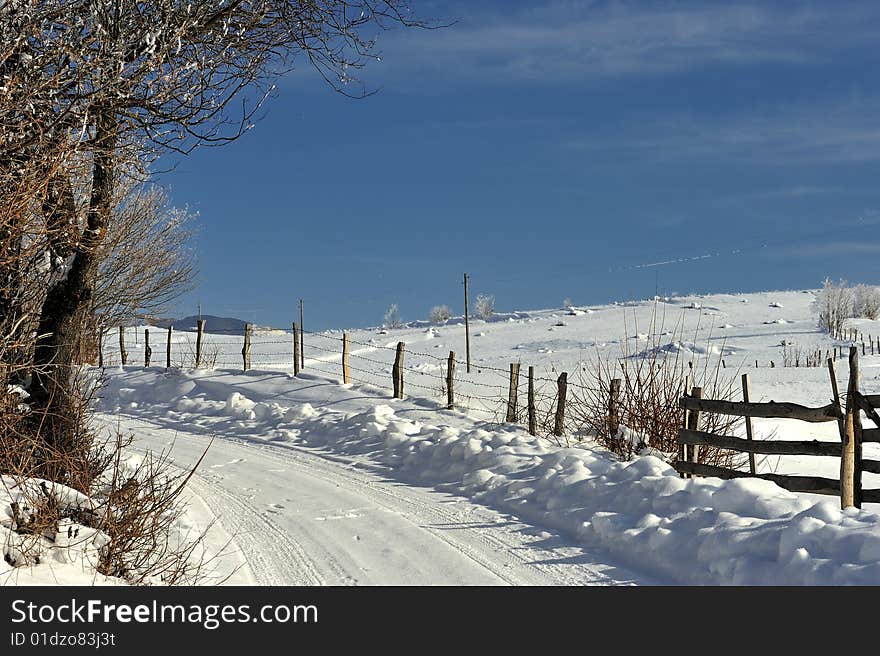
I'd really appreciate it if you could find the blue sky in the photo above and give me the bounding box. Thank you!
[159,0,880,330]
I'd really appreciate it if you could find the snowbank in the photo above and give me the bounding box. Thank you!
[1,476,122,585]
[98,368,880,585]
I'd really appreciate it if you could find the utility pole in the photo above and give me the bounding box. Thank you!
[299,299,305,369]
[198,303,201,322]
[463,273,471,373]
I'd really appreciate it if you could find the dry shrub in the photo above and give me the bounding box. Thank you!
[568,307,748,468]
[1,373,219,585]
[3,370,113,492]
[93,431,218,584]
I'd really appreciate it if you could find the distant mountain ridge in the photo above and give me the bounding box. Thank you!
[149,314,248,333]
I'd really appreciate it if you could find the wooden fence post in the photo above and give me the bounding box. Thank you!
[98,328,104,368]
[463,273,471,373]
[506,363,520,422]
[166,325,173,368]
[446,351,455,410]
[852,349,863,508]
[392,342,405,399]
[553,372,568,437]
[609,378,621,440]
[195,319,205,368]
[528,366,536,436]
[741,374,756,475]
[299,299,305,370]
[292,322,300,376]
[119,326,127,365]
[841,347,859,508]
[679,388,689,478]
[342,332,351,384]
[242,324,252,371]
[144,329,152,367]
[688,387,703,467]
[828,358,845,442]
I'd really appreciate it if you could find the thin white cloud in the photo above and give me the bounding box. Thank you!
[565,98,880,165]
[777,241,880,258]
[374,1,880,82]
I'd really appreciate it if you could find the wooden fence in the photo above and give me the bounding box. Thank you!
[675,346,880,508]
[111,321,583,436]
[111,322,880,508]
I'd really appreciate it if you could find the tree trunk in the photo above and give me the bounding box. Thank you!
[29,111,117,465]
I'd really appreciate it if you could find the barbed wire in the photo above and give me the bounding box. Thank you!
[99,335,628,397]
[95,317,859,422]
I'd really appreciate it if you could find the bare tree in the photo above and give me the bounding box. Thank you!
[0,1,432,477]
[813,278,852,334]
[94,183,197,330]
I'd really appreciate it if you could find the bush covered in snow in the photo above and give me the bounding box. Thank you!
[383,303,402,329]
[429,305,451,324]
[474,294,495,320]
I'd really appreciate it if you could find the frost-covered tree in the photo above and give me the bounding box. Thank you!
[384,304,402,329]
[474,294,495,320]
[813,278,853,334]
[429,305,451,323]
[853,284,880,320]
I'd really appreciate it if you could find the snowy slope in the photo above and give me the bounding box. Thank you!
[66,289,880,585]
[109,288,880,489]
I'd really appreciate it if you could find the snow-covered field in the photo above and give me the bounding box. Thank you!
[8,289,880,585]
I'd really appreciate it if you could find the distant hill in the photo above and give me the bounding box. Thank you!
[150,315,247,334]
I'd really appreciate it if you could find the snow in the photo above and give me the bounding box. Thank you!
[13,288,880,585]
[1,476,121,586]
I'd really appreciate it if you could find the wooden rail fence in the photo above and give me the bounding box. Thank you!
[676,346,880,508]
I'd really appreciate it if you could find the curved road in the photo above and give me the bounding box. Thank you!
[105,414,652,586]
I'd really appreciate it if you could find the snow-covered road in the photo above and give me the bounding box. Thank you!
[90,286,880,587]
[105,414,652,586]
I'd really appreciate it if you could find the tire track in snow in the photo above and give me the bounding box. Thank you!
[104,413,638,585]
[184,473,324,586]
[183,432,526,585]
[257,444,624,586]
